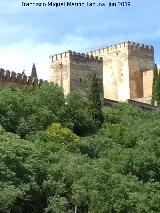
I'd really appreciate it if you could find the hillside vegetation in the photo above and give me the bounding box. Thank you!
[0,84,160,213]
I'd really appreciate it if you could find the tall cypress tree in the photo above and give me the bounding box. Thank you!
[31,63,38,78]
[154,68,160,105]
[88,73,103,128]
[151,64,158,105]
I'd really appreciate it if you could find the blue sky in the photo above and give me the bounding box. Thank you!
[0,0,159,79]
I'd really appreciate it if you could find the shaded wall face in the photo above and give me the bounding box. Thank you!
[70,56,103,98]
[128,45,154,99]
[129,70,143,98]
[49,53,71,96]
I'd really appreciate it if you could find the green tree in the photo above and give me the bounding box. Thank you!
[45,196,69,213]
[39,123,80,152]
[31,63,37,78]
[0,84,65,137]
[88,73,103,129]
[0,127,38,213]
[3,79,160,213]
[154,68,160,105]
[61,91,94,136]
[151,64,159,105]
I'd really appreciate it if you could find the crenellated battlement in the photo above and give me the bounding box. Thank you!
[50,51,70,62]
[50,41,154,63]
[87,41,154,56]
[127,41,154,53]
[0,68,44,87]
[50,50,103,63]
[70,50,103,63]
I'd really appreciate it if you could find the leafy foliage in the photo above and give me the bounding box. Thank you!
[1,84,160,212]
[154,68,160,105]
[0,84,65,137]
[87,73,103,129]
[28,123,80,152]
[31,63,38,78]
[151,64,159,105]
[0,84,99,137]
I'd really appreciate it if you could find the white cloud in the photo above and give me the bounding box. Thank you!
[0,35,101,80]
[0,41,52,80]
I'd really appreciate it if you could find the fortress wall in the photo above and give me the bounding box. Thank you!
[49,41,155,102]
[69,52,103,98]
[0,69,43,88]
[128,42,154,99]
[49,52,71,96]
[104,44,130,101]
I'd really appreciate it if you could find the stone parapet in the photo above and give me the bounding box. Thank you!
[50,51,103,63]
[88,41,154,56]
[0,68,45,86]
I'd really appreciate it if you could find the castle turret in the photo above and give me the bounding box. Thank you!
[49,51,103,97]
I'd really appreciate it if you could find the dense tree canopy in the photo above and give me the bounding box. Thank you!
[0,84,160,212]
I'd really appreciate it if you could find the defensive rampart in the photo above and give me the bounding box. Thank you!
[0,68,44,87]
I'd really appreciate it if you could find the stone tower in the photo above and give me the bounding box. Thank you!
[49,51,103,97]
[88,41,155,102]
[49,41,155,102]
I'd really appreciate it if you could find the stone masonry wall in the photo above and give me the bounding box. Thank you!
[49,52,70,96]
[88,42,130,101]
[49,51,103,97]
[69,52,103,97]
[0,68,43,88]
[88,41,155,101]
[143,70,153,98]
[128,42,154,99]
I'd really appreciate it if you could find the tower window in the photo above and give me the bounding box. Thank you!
[80,78,82,82]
